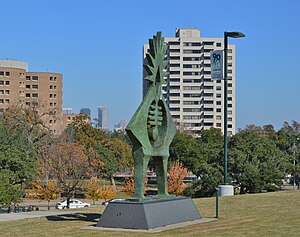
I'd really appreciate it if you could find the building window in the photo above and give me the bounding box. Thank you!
[169,56,180,60]
[216,86,221,90]
[0,90,3,94]
[5,81,10,85]
[216,108,221,112]
[183,86,201,90]
[216,101,221,105]
[183,57,201,61]
[169,49,180,53]
[50,94,53,98]
[26,93,30,98]
[183,93,201,98]
[26,85,31,89]
[32,85,38,89]
[183,79,201,83]
[169,108,180,111]
[228,117,232,122]
[5,90,9,95]
[26,76,30,80]
[0,71,4,76]
[5,72,10,76]
[216,43,222,47]
[0,81,3,85]
[169,100,180,104]
[0,99,3,104]
[172,115,180,119]
[216,115,222,120]
[228,124,232,128]
[32,76,38,81]
[203,41,214,46]
[169,41,180,45]
[183,101,200,105]
[26,102,30,106]
[5,99,9,104]
[216,123,222,127]
[228,97,232,101]
[50,85,53,89]
[32,93,38,98]
[216,94,221,98]
[170,78,180,82]
[170,64,180,67]
[183,50,201,54]
[228,104,232,108]
[183,108,201,112]
[169,93,180,97]
[228,110,232,115]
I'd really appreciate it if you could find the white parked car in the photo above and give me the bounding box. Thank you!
[56,199,91,209]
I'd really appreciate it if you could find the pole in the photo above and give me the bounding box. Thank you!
[223,32,228,185]
[215,188,219,218]
[293,144,296,190]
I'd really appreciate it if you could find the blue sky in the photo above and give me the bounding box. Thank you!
[1,0,299,130]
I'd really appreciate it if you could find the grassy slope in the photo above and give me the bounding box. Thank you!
[0,190,299,237]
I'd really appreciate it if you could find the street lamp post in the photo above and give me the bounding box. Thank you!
[220,31,245,195]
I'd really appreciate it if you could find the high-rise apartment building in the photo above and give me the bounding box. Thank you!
[97,106,109,130]
[143,28,236,135]
[0,60,64,134]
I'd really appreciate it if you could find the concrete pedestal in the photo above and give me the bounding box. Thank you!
[218,185,234,196]
[97,197,201,230]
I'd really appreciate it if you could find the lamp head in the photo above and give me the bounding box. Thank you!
[226,31,246,38]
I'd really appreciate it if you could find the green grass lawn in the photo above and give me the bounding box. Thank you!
[1,190,299,237]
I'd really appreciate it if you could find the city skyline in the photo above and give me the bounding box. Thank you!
[1,0,299,130]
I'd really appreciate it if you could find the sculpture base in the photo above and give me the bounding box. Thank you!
[218,185,234,196]
[96,197,201,230]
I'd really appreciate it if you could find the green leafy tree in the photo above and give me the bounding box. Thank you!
[0,122,37,206]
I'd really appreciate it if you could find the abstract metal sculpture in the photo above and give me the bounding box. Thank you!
[126,32,176,200]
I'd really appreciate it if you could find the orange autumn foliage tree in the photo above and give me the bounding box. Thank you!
[99,185,116,201]
[85,178,116,204]
[122,169,148,197]
[26,180,61,210]
[85,178,102,205]
[168,161,188,196]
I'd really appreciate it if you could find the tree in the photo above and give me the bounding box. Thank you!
[44,134,90,208]
[99,186,116,201]
[228,127,289,193]
[26,180,60,210]
[122,169,148,197]
[67,114,133,179]
[168,161,188,195]
[94,144,119,186]
[184,164,223,198]
[169,132,203,174]
[0,121,38,206]
[0,171,24,207]
[85,178,102,205]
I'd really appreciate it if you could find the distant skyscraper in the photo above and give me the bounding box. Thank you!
[114,120,127,131]
[80,108,91,117]
[97,106,109,130]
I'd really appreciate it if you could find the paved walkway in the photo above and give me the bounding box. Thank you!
[0,210,79,222]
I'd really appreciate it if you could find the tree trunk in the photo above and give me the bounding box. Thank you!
[67,197,70,209]
[110,176,115,187]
